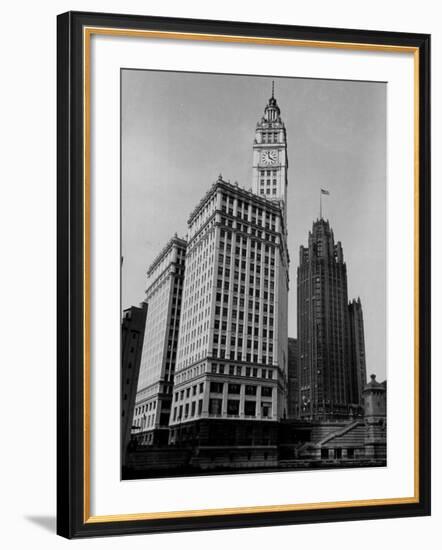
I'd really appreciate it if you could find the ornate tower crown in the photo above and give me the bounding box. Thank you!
[263,81,281,123]
[252,81,288,218]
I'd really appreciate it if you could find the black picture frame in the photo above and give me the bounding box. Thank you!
[57,10,431,539]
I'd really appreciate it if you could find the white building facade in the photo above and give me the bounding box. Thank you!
[133,235,187,445]
[252,84,288,222]
[168,90,290,448]
[169,176,289,444]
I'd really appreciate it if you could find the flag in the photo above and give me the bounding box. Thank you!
[321,189,330,195]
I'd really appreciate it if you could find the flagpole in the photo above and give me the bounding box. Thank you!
[320,189,322,219]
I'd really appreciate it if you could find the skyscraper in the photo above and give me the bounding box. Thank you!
[168,90,290,449]
[297,218,364,420]
[133,235,187,445]
[168,178,289,443]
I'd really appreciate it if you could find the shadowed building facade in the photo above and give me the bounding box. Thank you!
[287,337,299,418]
[348,298,367,406]
[363,374,387,459]
[121,302,148,463]
[297,218,364,420]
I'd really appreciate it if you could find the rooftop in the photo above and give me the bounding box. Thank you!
[146,233,187,277]
[188,175,283,225]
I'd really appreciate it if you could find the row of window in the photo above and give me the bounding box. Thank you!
[260,188,278,196]
[173,399,203,421]
[212,349,273,364]
[210,382,273,396]
[171,397,273,422]
[210,363,274,379]
[214,320,274,337]
[213,335,274,350]
[259,132,280,143]
[135,400,157,416]
[214,307,274,325]
[208,398,272,417]
[220,217,277,241]
[260,170,278,177]
[174,382,205,402]
[218,255,275,275]
[221,196,277,223]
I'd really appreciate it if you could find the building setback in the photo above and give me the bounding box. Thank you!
[348,298,367,406]
[133,235,187,445]
[287,337,299,419]
[297,218,364,420]
[121,302,148,463]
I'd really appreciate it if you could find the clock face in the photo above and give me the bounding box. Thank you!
[260,150,278,166]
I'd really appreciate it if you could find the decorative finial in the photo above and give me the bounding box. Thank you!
[218,173,223,182]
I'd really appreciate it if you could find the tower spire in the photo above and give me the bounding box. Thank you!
[271,80,274,99]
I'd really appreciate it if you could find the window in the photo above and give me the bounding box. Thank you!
[244,401,256,416]
[261,386,273,397]
[228,383,241,394]
[210,382,224,393]
[245,385,257,396]
[227,400,240,415]
[261,401,272,418]
[209,398,222,415]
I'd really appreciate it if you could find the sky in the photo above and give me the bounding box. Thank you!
[121,69,386,380]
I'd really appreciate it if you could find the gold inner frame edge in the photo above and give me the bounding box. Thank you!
[82,26,420,524]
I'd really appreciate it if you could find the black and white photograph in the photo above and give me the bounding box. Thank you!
[120,69,387,479]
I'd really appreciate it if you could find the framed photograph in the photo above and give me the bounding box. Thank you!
[57,11,431,538]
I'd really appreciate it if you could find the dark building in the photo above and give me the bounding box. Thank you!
[362,374,387,459]
[121,302,148,464]
[348,298,367,406]
[297,218,363,421]
[287,337,298,418]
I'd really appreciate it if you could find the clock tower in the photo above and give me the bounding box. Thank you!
[252,82,288,217]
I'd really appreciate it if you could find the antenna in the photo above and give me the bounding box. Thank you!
[271,80,275,99]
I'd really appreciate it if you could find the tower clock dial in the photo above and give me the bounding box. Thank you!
[260,149,278,166]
